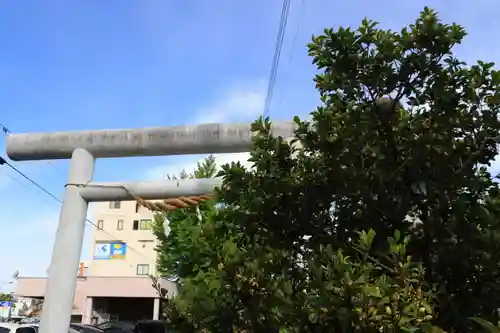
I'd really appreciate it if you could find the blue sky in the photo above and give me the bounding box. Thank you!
[0,0,499,288]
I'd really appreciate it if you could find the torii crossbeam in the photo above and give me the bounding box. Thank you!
[6,121,296,333]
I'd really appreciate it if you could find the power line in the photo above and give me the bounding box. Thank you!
[263,0,291,119]
[0,165,29,188]
[275,0,306,111]
[1,158,61,202]
[0,122,65,175]
[0,124,10,135]
[0,155,153,261]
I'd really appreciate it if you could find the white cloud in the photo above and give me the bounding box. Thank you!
[193,80,266,124]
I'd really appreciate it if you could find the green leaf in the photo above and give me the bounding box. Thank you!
[470,317,500,333]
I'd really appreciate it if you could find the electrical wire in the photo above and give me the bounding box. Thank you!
[275,0,306,111]
[0,124,9,135]
[0,123,65,175]
[1,158,61,202]
[263,0,291,120]
[0,165,30,188]
[0,155,154,261]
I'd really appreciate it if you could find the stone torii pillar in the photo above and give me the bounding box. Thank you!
[5,121,295,333]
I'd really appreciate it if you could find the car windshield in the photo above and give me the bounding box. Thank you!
[0,327,10,333]
[15,327,37,333]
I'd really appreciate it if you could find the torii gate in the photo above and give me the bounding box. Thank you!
[5,121,295,333]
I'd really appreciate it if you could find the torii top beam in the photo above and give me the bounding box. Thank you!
[6,121,297,161]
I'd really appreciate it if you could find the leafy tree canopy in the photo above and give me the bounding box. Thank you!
[153,7,500,332]
[0,293,13,302]
[153,155,219,280]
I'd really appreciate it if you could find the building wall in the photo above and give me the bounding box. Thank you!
[15,277,176,299]
[14,200,175,322]
[88,201,159,277]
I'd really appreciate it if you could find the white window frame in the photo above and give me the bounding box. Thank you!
[136,264,149,276]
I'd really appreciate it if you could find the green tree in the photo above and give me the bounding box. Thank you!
[152,155,218,279]
[152,155,236,331]
[300,7,500,331]
[154,7,500,332]
[0,293,13,302]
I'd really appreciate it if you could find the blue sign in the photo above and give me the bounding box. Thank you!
[94,242,127,260]
[110,242,127,259]
[0,302,12,307]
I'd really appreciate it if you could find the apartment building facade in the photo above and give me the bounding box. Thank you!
[89,200,157,278]
[14,200,176,324]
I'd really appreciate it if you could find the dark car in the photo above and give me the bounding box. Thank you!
[95,322,134,333]
[70,324,105,333]
[96,321,173,333]
[134,321,171,333]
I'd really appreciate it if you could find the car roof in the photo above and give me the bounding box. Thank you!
[0,323,20,329]
[18,324,80,333]
[0,324,38,330]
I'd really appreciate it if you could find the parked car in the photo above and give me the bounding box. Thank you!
[134,321,173,333]
[69,324,105,333]
[0,323,39,333]
[95,321,134,333]
[96,320,174,333]
[8,323,100,333]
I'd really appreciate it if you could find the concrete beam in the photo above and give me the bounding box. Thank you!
[78,178,223,202]
[6,121,296,161]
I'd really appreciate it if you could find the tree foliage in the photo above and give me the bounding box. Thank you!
[153,155,218,279]
[153,8,500,332]
[0,293,13,302]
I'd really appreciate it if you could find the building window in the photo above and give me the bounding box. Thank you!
[135,202,140,213]
[139,219,152,230]
[97,220,104,230]
[117,219,124,230]
[136,264,149,276]
[109,201,121,209]
[133,220,139,230]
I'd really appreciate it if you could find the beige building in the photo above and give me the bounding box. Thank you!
[89,201,157,278]
[15,200,176,324]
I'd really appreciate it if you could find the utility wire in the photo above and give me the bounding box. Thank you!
[0,155,154,261]
[275,0,306,111]
[263,0,291,120]
[0,123,65,175]
[1,158,61,202]
[0,124,9,135]
[0,165,29,188]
